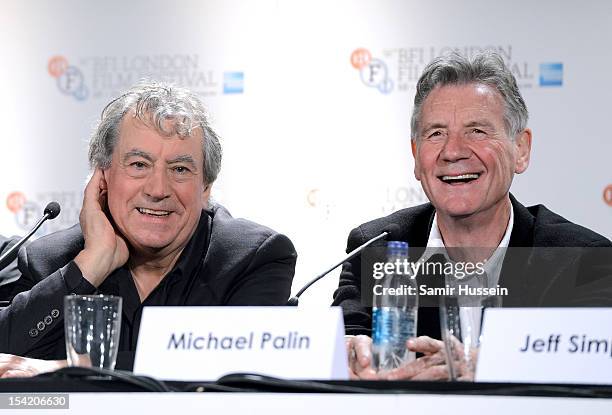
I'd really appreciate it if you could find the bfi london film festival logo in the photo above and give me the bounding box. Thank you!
[6,191,80,234]
[6,191,45,234]
[604,184,612,207]
[350,46,563,94]
[48,54,244,100]
[351,48,394,94]
[306,188,335,221]
[48,55,89,101]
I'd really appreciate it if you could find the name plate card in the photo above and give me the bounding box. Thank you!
[133,307,348,381]
[477,308,612,384]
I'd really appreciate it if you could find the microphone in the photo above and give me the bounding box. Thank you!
[0,201,61,272]
[287,224,401,306]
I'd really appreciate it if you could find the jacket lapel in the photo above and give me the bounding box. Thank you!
[498,194,535,306]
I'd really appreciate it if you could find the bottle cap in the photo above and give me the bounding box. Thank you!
[386,240,409,256]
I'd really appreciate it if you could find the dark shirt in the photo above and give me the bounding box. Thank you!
[0,203,297,369]
[62,213,211,368]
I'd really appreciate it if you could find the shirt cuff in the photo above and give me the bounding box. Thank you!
[61,261,97,294]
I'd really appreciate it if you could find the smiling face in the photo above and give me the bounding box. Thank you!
[412,83,531,222]
[103,115,210,257]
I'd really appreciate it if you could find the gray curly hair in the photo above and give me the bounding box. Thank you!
[411,51,528,141]
[88,80,222,185]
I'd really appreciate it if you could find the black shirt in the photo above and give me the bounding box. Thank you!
[64,211,211,368]
[1,203,296,365]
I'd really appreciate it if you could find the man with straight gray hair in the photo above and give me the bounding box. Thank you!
[0,81,297,376]
[335,51,612,381]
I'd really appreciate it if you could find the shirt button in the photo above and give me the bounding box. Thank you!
[37,321,45,331]
[29,329,39,337]
[44,315,53,325]
[51,309,60,318]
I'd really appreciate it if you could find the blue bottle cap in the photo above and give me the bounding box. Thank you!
[386,240,409,256]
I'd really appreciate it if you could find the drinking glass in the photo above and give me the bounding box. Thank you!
[64,295,122,370]
[439,296,500,381]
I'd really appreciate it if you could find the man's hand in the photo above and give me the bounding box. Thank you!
[384,336,450,381]
[74,169,129,287]
[345,335,379,380]
[0,354,66,378]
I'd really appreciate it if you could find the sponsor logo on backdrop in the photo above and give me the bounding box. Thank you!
[351,45,563,94]
[223,72,244,94]
[305,188,334,221]
[47,55,244,100]
[381,186,428,215]
[604,184,612,207]
[306,186,427,219]
[6,192,26,214]
[48,55,89,101]
[539,62,563,87]
[5,191,80,235]
[351,48,394,94]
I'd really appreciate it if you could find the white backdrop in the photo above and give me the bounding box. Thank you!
[1,0,610,307]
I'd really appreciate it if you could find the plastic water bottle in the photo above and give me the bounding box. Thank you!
[372,241,418,371]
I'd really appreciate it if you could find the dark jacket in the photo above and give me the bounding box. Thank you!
[332,195,612,338]
[0,235,20,293]
[0,203,297,365]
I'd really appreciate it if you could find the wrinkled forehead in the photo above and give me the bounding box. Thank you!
[122,108,204,139]
[420,83,506,125]
[114,114,204,160]
[424,83,503,108]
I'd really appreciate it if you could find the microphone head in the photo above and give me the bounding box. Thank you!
[382,223,402,241]
[43,202,61,220]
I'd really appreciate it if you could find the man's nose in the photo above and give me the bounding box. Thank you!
[440,131,471,162]
[143,166,171,200]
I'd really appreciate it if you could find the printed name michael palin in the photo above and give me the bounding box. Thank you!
[167,331,311,351]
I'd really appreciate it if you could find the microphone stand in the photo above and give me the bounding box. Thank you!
[0,202,60,306]
[287,231,390,306]
[0,214,50,272]
[0,202,60,272]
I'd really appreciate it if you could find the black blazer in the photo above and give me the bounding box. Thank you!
[0,235,20,298]
[332,195,612,338]
[0,203,297,360]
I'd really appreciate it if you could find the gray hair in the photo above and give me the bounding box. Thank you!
[410,51,528,140]
[88,80,222,185]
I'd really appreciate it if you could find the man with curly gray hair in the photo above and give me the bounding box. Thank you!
[0,81,297,375]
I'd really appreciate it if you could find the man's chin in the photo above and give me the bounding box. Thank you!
[446,211,478,220]
[127,236,176,254]
[435,202,479,219]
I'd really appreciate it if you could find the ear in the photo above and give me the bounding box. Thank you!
[202,183,212,208]
[514,128,532,174]
[411,139,422,181]
[100,169,108,190]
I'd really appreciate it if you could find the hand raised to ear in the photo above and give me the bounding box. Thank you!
[74,169,129,287]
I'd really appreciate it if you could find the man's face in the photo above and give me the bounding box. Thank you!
[103,115,210,256]
[412,83,531,220]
